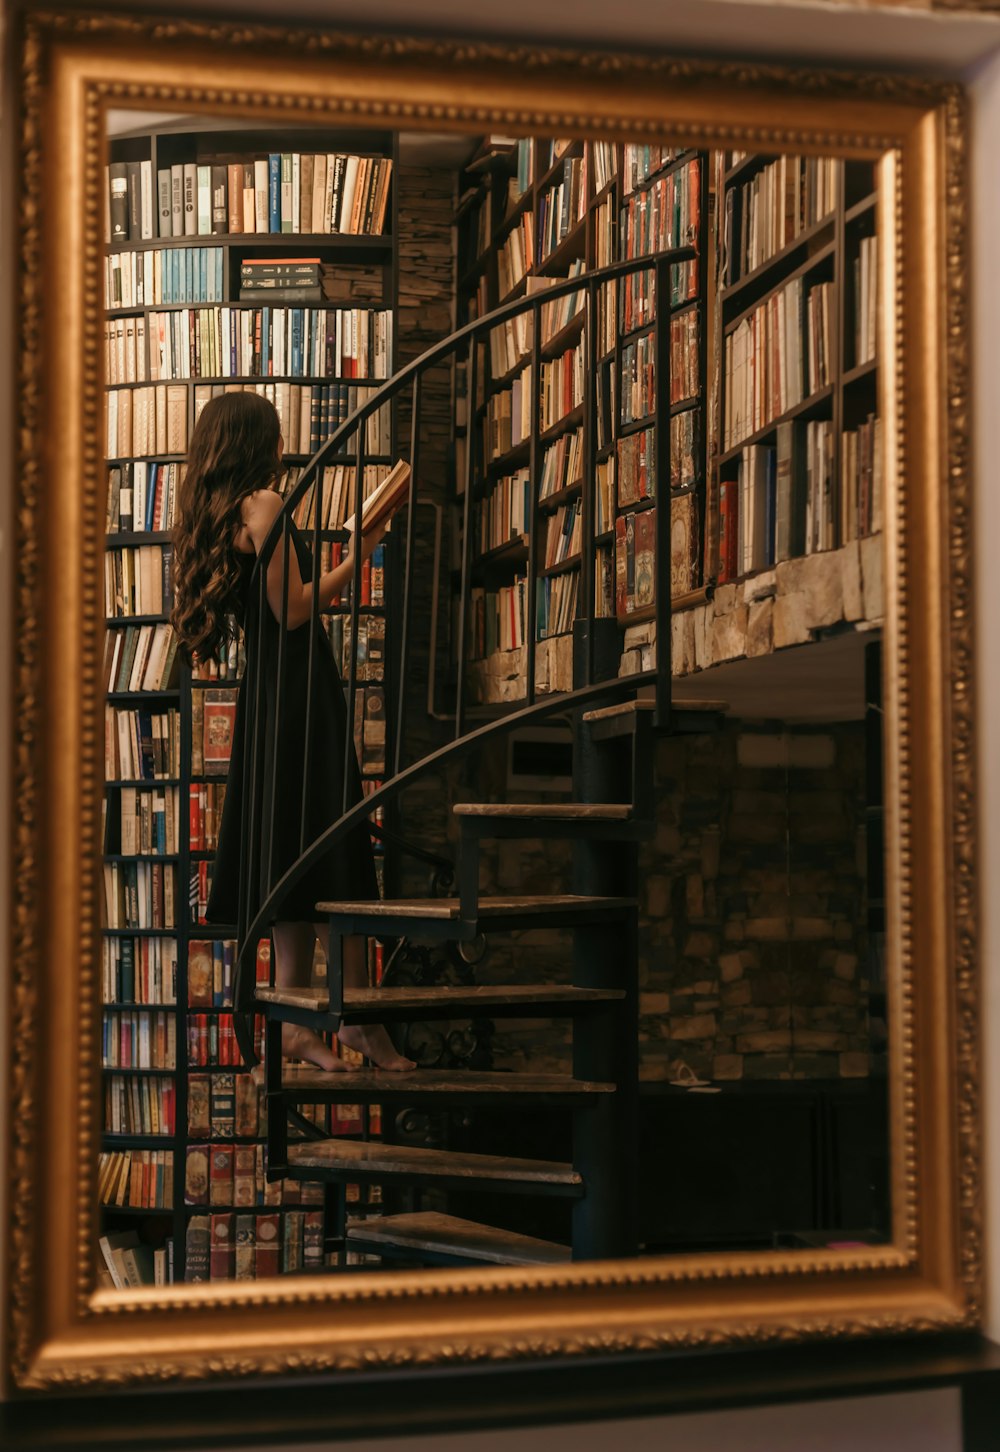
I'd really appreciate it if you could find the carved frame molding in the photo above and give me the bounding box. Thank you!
[6,8,977,1392]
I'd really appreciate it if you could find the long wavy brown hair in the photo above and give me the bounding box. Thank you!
[171,392,284,664]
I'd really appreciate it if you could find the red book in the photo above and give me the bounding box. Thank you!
[189,784,202,851]
[330,541,343,606]
[210,1213,235,1280]
[210,1145,234,1206]
[361,556,371,606]
[255,1213,281,1277]
[718,479,739,583]
[255,938,271,985]
[614,516,628,617]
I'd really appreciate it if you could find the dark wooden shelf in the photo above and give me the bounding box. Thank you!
[534,217,587,277]
[538,478,583,512]
[106,614,170,627]
[109,299,388,314]
[471,536,529,573]
[101,1066,177,1076]
[105,454,186,465]
[121,375,388,388]
[106,690,181,702]
[723,241,837,334]
[721,212,836,309]
[539,306,585,360]
[106,531,174,547]
[108,232,392,255]
[718,383,835,464]
[104,854,180,863]
[846,191,878,224]
[104,779,180,789]
[540,552,582,578]
[843,357,877,387]
[532,139,585,197]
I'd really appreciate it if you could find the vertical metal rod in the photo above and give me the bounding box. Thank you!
[524,297,542,707]
[233,559,269,1054]
[343,428,366,813]
[266,516,291,891]
[394,375,421,776]
[654,256,673,731]
[300,450,325,854]
[454,336,477,741]
[582,277,598,686]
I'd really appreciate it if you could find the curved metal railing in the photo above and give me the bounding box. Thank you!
[232,246,696,1057]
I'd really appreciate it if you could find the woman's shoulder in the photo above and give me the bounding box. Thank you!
[239,487,284,550]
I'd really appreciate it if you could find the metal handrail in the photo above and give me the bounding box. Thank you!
[232,247,694,1057]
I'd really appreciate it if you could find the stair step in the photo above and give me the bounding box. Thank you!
[454,802,632,819]
[581,697,728,722]
[311,893,636,938]
[345,1212,571,1266]
[452,801,650,840]
[285,1139,584,1197]
[255,982,626,1024]
[278,1066,614,1106]
[583,696,727,740]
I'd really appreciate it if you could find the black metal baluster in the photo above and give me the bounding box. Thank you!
[582,276,598,686]
[524,297,542,707]
[299,454,326,854]
[233,558,269,1059]
[343,431,366,812]
[654,255,673,730]
[266,515,291,891]
[394,375,420,776]
[454,337,477,741]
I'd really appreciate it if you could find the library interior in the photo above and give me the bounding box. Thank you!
[98,110,887,1290]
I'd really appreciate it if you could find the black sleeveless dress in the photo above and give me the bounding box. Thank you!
[205,519,379,928]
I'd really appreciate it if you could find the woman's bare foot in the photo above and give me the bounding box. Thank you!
[281,1023,348,1072]
[338,1023,417,1072]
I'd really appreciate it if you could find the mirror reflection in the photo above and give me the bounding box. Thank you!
[99,115,887,1287]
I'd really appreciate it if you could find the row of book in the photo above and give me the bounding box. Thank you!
[102,935,178,1006]
[107,152,392,244]
[476,470,530,556]
[98,1230,170,1288]
[105,246,224,309]
[539,342,584,432]
[106,382,188,460]
[723,275,809,450]
[106,706,180,782]
[621,144,686,196]
[316,546,387,610]
[105,544,173,619]
[188,783,227,853]
[539,427,583,501]
[190,689,237,776]
[290,464,392,532]
[470,582,525,658]
[104,861,176,932]
[187,1013,247,1068]
[614,508,656,616]
[596,458,615,534]
[188,1063,265,1140]
[536,568,579,640]
[188,937,269,1009]
[497,212,535,300]
[352,686,388,777]
[592,141,618,194]
[191,634,246,681]
[102,1009,177,1071]
[147,305,393,382]
[105,314,149,385]
[853,235,877,368]
[536,154,587,263]
[105,1073,176,1136]
[616,412,710,501]
[99,1149,173,1209]
[194,380,391,457]
[725,156,841,285]
[620,334,655,426]
[105,623,179,696]
[543,500,582,569]
[107,461,183,534]
[669,308,701,406]
[184,1142,331,1209]
[619,159,700,298]
[484,371,532,458]
[106,786,179,858]
[184,1209,326,1282]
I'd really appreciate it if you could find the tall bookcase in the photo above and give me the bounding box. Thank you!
[100,123,401,1284]
[714,152,880,579]
[451,137,710,704]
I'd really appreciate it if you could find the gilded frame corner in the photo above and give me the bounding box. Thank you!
[6,7,978,1394]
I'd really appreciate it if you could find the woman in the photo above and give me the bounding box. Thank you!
[171,391,414,1072]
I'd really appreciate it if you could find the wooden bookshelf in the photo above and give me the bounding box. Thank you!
[714,153,881,583]
[452,138,711,702]
[101,122,400,1286]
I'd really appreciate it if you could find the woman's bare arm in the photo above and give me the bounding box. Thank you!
[243,490,386,630]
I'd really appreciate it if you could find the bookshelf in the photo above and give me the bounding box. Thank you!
[715,153,881,580]
[100,123,401,1286]
[451,138,710,704]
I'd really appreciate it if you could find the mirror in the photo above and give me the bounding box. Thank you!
[9,12,975,1393]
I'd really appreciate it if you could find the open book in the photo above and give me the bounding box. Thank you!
[342,458,411,535]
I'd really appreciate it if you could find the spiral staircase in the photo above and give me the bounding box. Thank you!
[232,251,727,1268]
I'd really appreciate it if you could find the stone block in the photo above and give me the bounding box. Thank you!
[772,592,813,648]
[842,540,864,620]
[693,605,712,670]
[686,874,705,919]
[722,980,752,1008]
[713,1054,744,1080]
[834,953,859,980]
[790,917,833,939]
[742,1054,795,1079]
[710,603,749,663]
[860,532,884,620]
[794,1029,849,1051]
[744,569,777,603]
[669,1012,717,1041]
[746,598,774,657]
[719,952,745,982]
[787,734,836,768]
[713,582,738,616]
[744,916,790,940]
[701,826,722,880]
[639,992,671,1016]
[645,874,671,918]
[825,980,859,1006]
[839,1052,871,1078]
[654,821,683,856]
[736,1029,792,1052]
[684,933,716,959]
[749,969,790,1005]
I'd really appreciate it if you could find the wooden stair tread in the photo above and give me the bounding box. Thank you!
[286,1139,581,1188]
[453,802,633,819]
[255,983,626,1013]
[280,1066,615,1096]
[346,1212,571,1265]
[313,893,636,919]
[582,697,727,723]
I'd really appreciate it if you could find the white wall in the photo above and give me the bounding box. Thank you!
[3,1,999,1445]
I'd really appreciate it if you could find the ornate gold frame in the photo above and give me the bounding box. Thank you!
[5,8,977,1394]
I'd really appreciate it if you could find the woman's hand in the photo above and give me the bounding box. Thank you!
[348,516,390,565]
